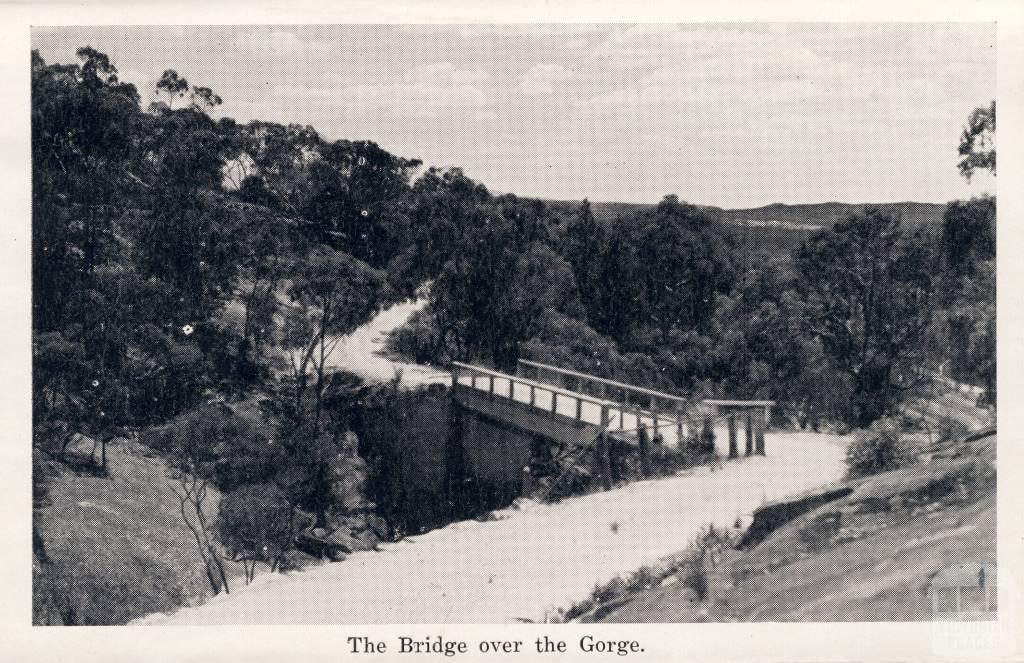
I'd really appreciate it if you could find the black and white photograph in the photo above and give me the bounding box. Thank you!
[13,10,1016,653]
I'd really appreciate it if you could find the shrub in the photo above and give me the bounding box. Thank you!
[845,418,914,477]
[384,309,444,364]
[216,483,304,582]
[935,415,971,443]
[680,560,709,601]
[798,511,842,552]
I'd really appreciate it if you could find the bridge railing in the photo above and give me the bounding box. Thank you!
[451,360,721,445]
[451,361,613,426]
[517,359,695,435]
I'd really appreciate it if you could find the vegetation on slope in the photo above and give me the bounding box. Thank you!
[591,426,996,623]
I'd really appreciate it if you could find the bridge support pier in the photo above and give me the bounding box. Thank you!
[754,413,766,455]
[701,415,715,454]
[445,399,469,513]
[745,413,754,456]
[728,413,738,459]
[638,421,651,478]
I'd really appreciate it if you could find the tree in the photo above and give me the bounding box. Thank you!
[226,121,322,215]
[136,104,235,323]
[560,199,607,319]
[301,140,421,266]
[155,69,189,109]
[589,219,641,343]
[587,197,732,348]
[282,246,388,432]
[32,48,143,332]
[149,407,232,595]
[637,196,731,343]
[941,196,995,273]
[937,102,996,401]
[190,86,223,110]
[216,483,302,583]
[796,210,934,427]
[707,256,811,413]
[498,243,584,367]
[958,101,995,180]
[218,204,290,386]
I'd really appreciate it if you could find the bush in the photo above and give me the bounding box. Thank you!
[216,483,304,582]
[935,415,971,443]
[520,310,669,390]
[384,308,444,364]
[845,418,914,477]
[680,560,709,601]
[681,425,717,462]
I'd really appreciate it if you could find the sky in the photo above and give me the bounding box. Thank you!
[32,24,996,208]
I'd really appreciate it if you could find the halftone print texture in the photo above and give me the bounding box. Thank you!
[31,24,996,626]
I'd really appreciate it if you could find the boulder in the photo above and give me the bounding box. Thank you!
[355,529,380,551]
[326,527,380,553]
[365,514,390,540]
[324,529,359,554]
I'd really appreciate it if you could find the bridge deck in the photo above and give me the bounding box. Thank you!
[452,362,697,448]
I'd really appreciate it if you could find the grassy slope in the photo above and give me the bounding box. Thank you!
[594,430,996,622]
[36,437,249,625]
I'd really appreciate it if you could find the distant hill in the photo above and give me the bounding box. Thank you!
[557,200,946,232]
[714,201,947,231]
[544,199,946,254]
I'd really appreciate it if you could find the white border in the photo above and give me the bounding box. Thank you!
[3,2,1021,661]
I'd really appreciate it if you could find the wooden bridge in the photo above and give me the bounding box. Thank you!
[450,359,773,490]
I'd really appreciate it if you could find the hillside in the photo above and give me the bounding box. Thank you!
[589,427,996,623]
[34,437,229,625]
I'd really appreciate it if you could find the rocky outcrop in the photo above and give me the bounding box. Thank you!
[295,522,381,562]
[737,486,853,550]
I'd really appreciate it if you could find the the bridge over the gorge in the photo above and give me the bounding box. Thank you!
[450,359,773,491]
